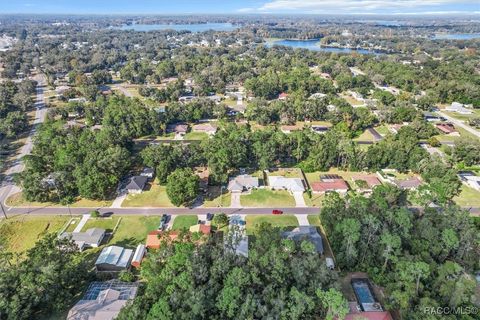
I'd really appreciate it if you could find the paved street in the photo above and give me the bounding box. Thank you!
[0,74,47,210]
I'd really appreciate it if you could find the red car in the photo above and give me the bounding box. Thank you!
[272,210,283,215]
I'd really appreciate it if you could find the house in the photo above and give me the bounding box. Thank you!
[311,174,349,195]
[131,244,146,268]
[140,167,155,179]
[192,123,217,135]
[189,224,211,235]
[436,123,458,135]
[388,123,407,134]
[282,226,324,254]
[395,177,422,190]
[126,176,148,194]
[146,230,179,249]
[268,176,305,193]
[278,92,289,100]
[423,112,445,122]
[55,85,71,95]
[95,246,134,272]
[166,123,189,135]
[227,174,259,193]
[309,92,327,99]
[68,97,87,103]
[458,171,480,191]
[445,102,473,114]
[352,175,382,192]
[67,280,139,320]
[61,228,105,251]
[311,125,330,134]
[178,94,195,103]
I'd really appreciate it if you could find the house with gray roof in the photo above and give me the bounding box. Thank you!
[268,176,305,193]
[67,280,138,320]
[282,226,324,254]
[61,228,105,251]
[126,176,148,194]
[227,174,259,193]
[95,246,134,272]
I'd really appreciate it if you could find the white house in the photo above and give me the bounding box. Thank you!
[445,102,473,115]
[268,176,305,193]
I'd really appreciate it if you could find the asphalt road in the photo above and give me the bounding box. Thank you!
[0,74,47,209]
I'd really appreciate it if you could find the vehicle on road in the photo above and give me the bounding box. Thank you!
[272,210,283,215]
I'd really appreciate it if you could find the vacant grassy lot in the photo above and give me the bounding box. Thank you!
[172,215,198,230]
[303,193,325,207]
[374,125,390,136]
[454,186,480,207]
[304,168,370,185]
[184,131,209,140]
[0,215,71,253]
[6,192,113,208]
[245,214,299,235]
[267,168,303,178]
[353,129,375,142]
[110,215,160,247]
[81,216,121,232]
[202,188,231,208]
[122,182,176,207]
[240,189,296,207]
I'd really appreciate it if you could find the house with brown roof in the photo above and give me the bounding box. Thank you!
[352,175,382,193]
[192,122,217,136]
[395,177,422,190]
[189,224,211,235]
[436,123,458,135]
[166,123,189,135]
[146,230,179,249]
[278,92,289,100]
[311,174,349,195]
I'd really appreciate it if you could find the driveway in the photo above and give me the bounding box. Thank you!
[111,191,127,208]
[295,214,310,226]
[230,192,242,208]
[437,111,480,139]
[73,214,91,233]
[293,192,307,207]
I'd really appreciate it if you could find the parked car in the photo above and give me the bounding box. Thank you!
[159,214,169,230]
[206,213,214,221]
[326,258,335,270]
[272,210,283,215]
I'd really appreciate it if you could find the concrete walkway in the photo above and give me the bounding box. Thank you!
[111,191,127,208]
[73,214,91,233]
[295,214,310,226]
[230,193,242,208]
[293,192,307,207]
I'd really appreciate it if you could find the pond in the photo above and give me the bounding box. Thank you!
[266,39,384,55]
[115,22,238,32]
[432,33,480,40]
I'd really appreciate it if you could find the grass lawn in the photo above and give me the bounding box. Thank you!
[240,189,295,207]
[267,168,302,178]
[307,215,322,226]
[202,188,231,208]
[454,186,480,207]
[122,182,176,207]
[246,214,299,235]
[375,125,390,136]
[81,216,121,232]
[109,215,160,247]
[172,215,198,230]
[184,131,209,140]
[353,129,375,142]
[304,168,370,185]
[6,192,113,208]
[0,215,72,253]
[304,193,325,207]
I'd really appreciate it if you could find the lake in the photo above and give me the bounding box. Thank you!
[433,33,480,40]
[116,23,238,32]
[267,39,382,55]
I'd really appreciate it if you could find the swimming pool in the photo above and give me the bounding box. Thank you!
[351,279,383,312]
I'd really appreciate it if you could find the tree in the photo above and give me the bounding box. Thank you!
[212,213,229,228]
[317,288,349,320]
[0,234,89,320]
[166,168,199,207]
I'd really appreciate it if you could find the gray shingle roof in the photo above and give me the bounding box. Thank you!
[126,176,148,191]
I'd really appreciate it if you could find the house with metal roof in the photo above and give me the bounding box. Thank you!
[268,176,305,193]
[131,244,146,268]
[60,228,105,251]
[95,246,134,272]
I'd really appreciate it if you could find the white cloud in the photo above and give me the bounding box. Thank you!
[243,0,479,14]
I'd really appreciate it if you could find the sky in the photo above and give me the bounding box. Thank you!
[1,0,479,15]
